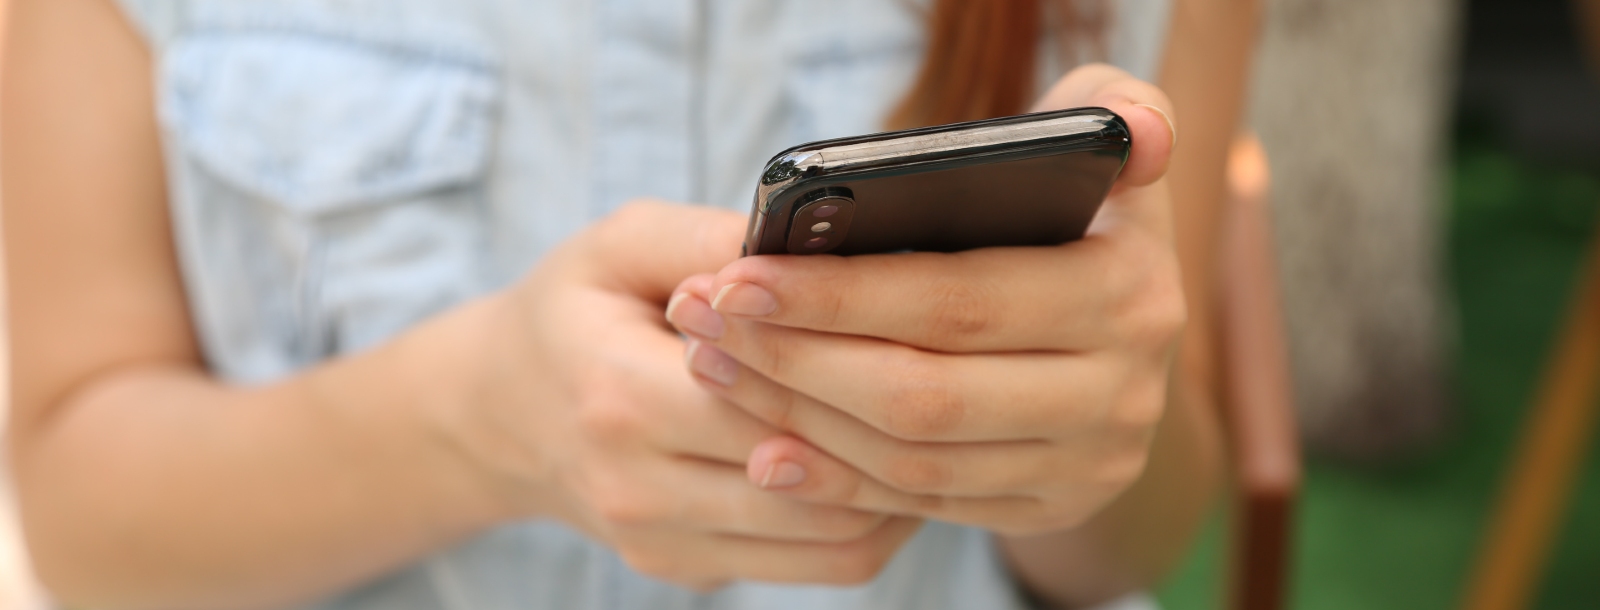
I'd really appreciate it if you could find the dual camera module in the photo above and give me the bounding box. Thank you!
[785,187,856,254]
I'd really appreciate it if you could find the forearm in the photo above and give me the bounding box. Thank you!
[11,297,511,610]
[998,378,1224,608]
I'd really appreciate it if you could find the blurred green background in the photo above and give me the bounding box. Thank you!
[1157,123,1600,610]
[1157,0,1600,607]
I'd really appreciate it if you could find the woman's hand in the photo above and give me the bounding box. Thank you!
[6,0,912,600]
[433,201,921,590]
[664,65,1183,537]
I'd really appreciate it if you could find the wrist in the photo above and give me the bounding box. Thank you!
[383,292,554,529]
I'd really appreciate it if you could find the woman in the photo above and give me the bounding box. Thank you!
[2,0,1255,608]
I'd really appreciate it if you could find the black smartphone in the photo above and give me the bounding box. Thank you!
[742,107,1131,257]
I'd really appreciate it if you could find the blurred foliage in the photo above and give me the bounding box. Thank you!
[1155,118,1600,610]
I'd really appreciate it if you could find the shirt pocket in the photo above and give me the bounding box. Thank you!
[161,18,502,374]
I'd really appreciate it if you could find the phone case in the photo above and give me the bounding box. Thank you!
[742,106,1131,257]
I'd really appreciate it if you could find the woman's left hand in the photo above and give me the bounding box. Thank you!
[665,65,1185,536]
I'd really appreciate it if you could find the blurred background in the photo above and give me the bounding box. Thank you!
[1161,0,1600,609]
[0,0,1596,608]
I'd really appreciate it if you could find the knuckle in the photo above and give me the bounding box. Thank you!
[590,483,665,527]
[920,276,996,344]
[1143,272,1189,344]
[813,464,874,510]
[1095,445,1153,490]
[573,366,653,442]
[1112,247,1188,349]
[768,384,803,433]
[593,200,649,243]
[611,199,661,225]
[576,398,646,445]
[817,269,850,329]
[746,330,793,382]
[1109,378,1169,431]
[881,452,952,494]
[879,354,965,440]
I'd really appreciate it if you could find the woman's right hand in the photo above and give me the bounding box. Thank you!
[426,200,921,590]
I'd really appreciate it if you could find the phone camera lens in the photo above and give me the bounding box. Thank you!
[787,191,853,254]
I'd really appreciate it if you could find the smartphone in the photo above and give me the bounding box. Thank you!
[742,107,1130,257]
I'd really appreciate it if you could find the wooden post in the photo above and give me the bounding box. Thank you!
[1460,213,1600,610]
[1220,134,1302,610]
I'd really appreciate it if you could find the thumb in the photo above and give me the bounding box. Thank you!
[1032,63,1177,188]
[579,199,747,303]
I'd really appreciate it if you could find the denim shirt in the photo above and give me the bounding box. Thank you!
[114,1,1170,608]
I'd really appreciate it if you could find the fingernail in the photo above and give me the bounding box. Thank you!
[712,282,778,317]
[1133,103,1178,149]
[685,339,739,386]
[665,292,691,321]
[666,294,725,340]
[758,461,807,489]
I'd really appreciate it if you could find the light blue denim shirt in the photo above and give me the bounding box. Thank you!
[115,1,1171,608]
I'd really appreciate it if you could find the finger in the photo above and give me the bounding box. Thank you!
[653,386,779,465]
[577,199,746,303]
[1029,63,1134,112]
[1032,63,1176,188]
[668,294,1131,442]
[652,457,888,543]
[666,272,718,331]
[714,516,924,586]
[698,228,1181,352]
[1033,65,1177,244]
[617,516,924,588]
[622,319,782,464]
[746,435,941,512]
[687,343,1071,495]
[745,435,1113,534]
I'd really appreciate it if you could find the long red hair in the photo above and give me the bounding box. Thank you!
[888,0,1106,130]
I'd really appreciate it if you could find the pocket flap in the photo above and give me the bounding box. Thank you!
[162,28,500,215]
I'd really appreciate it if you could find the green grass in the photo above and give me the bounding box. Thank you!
[1155,126,1600,610]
